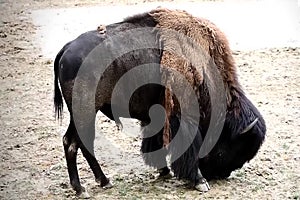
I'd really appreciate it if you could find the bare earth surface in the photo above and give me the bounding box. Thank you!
[0,0,299,199]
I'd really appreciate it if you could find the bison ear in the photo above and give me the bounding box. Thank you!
[240,118,259,134]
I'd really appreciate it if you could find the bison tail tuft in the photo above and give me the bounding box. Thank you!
[54,48,64,119]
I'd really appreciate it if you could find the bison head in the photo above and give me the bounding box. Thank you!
[199,94,266,180]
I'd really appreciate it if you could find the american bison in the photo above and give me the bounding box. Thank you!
[54,8,266,197]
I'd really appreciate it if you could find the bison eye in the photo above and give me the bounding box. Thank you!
[217,152,223,157]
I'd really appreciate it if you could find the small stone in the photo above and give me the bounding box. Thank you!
[49,163,62,171]
[14,46,24,51]
[294,155,300,161]
[59,182,69,189]
[0,32,7,38]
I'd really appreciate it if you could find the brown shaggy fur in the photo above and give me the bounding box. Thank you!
[149,8,242,145]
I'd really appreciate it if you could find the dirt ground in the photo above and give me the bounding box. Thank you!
[0,0,299,199]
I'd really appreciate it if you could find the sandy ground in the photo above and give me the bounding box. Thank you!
[0,0,299,199]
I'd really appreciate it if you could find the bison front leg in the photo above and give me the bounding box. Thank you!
[141,125,171,178]
[171,156,210,192]
[169,115,210,192]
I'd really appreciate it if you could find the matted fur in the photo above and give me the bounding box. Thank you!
[150,8,240,99]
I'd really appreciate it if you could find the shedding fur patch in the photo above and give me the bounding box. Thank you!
[97,24,106,34]
[148,8,241,145]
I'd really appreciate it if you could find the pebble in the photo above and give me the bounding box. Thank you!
[0,32,7,38]
[50,163,62,171]
[293,155,300,161]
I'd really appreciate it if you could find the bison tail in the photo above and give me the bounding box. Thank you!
[54,48,64,119]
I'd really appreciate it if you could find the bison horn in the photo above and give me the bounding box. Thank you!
[241,118,259,134]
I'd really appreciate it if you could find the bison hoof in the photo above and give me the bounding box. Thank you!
[195,178,210,192]
[157,167,173,179]
[96,178,113,189]
[102,181,113,189]
[158,172,173,179]
[116,122,123,131]
[77,189,90,199]
[158,172,173,180]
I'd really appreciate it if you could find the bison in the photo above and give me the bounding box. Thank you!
[54,8,266,197]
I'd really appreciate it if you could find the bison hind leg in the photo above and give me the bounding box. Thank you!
[77,116,111,189]
[62,119,86,196]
